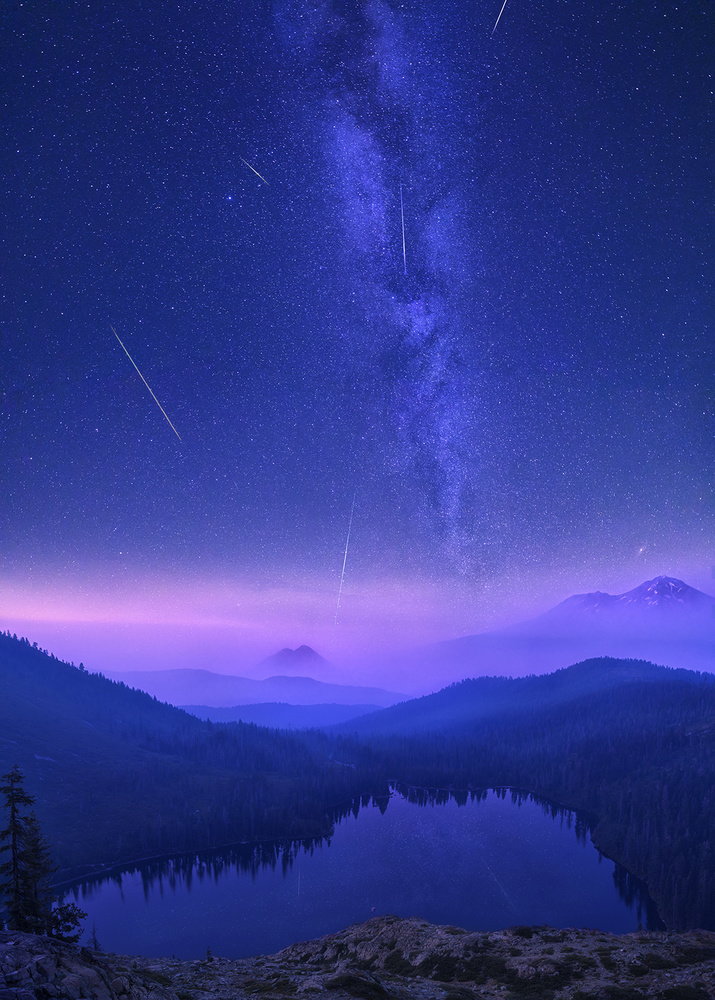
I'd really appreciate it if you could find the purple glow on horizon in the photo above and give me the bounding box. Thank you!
[1,556,710,693]
[2,2,711,688]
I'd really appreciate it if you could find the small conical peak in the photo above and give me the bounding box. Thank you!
[273,646,320,659]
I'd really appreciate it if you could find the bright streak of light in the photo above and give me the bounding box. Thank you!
[400,182,407,276]
[111,326,182,441]
[492,0,509,34]
[333,496,356,641]
[240,157,270,185]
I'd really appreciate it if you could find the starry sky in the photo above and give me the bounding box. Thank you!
[1,0,713,684]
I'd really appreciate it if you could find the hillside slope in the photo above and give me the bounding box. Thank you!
[106,667,403,708]
[0,632,383,878]
[182,701,381,727]
[335,656,697,735]
[3,632,715,931]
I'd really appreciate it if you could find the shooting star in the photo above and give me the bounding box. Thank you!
[240,157,269,185]
[492,0,509,34]
[332,496,356,642]
[480,855,518,913]
[111,326,182,441]
[400,181,407,276]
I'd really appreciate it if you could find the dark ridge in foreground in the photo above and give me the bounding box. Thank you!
[3,917,715,1000]
[334,656,713,736]
[0,631,384,877]
[3,631,715,930]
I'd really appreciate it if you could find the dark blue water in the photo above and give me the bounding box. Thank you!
[64,790,659,959]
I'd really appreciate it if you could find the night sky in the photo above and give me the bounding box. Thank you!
[1,0,712,683]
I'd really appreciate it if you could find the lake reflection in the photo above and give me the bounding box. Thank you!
[64,789,661,959]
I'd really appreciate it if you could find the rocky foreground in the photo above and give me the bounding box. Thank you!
[2,916,715,1000]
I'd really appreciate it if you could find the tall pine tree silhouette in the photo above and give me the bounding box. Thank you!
[0,766,85,939]
[0,765,36,930]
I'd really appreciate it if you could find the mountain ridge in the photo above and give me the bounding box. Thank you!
[254,644,331,678]
[389,575,714,692]
[335,655,712,737]
[105,667,404,708]
[510,575,714,631]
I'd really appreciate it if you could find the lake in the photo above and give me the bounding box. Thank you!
[63,789,661,959]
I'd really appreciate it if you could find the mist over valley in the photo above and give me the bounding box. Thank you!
[1,574,714,951]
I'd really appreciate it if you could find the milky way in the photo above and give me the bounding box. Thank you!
[1,0,712,668]
[274,1,501,573]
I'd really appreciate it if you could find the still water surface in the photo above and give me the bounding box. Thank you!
[65,790,659,959]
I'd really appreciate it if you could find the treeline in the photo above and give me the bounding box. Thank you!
[65,792,389,902]
[0,765,85,937]
[0,632,387,878]
[2,633,715,930]
[330,668,715,929]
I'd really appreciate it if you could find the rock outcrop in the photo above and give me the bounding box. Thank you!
[3,916,715,1000]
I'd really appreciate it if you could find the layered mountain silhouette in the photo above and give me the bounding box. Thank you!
[107,662,403,709]
[0,631,383,876]
[109,579,712,709]
[3,627,715,928]
[334,655,713,737]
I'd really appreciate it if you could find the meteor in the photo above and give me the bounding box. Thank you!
[240,157,270,185]
[480,854,518,913]
[111,326,182,441]
[332,496,356,640]
[400,182,407,276]
[492,0,509,34]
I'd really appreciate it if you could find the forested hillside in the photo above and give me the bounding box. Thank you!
[334,657,703,735]
[332,661,715,929]
[0,632,385,878]
[2,632,715,931]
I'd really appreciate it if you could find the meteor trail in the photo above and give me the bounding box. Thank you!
[400,182,407,276]
[111,326,182,441]
[240,157,269,185]
[479,854,518,913]
[333,496,356,641]
[492,0,509,34]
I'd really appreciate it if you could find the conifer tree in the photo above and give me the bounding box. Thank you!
[0,765,35,930]
[20,812,54,933]
[0,766,85,939]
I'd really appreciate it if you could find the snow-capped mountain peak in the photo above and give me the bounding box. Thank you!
[615,576,711,609]
[532,576,713,633]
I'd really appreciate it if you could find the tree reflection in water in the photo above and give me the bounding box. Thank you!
[64,785,663,953]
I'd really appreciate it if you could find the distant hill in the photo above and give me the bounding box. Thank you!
[335,656,708,736]
[392,576,714,690]
[254,645,331,678]
[106,668,404,708]
[182,702,381,728]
